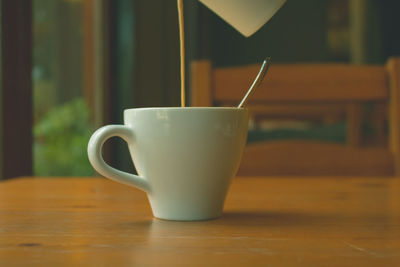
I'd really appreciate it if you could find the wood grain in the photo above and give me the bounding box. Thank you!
[0,177,399,266]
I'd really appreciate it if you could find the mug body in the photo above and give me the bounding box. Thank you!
[125,107,248,220]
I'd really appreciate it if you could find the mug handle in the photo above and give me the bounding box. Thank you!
[87,125,150,193]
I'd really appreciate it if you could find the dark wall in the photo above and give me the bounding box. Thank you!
[208,0,329,66]
[379,0,400,60]
[194,0,400,66]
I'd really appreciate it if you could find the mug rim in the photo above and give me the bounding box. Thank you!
[124,107,247,112]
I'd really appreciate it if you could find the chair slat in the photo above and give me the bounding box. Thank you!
[214,64,388,102]
[238,141,394,176]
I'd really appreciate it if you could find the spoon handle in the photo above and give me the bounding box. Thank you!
[237,57,271,108]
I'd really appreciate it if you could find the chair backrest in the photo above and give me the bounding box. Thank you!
[191,58,400,176]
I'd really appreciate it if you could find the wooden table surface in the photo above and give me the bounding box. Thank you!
[0,177,399,266]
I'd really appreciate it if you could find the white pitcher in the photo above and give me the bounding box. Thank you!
[199,0,287,37]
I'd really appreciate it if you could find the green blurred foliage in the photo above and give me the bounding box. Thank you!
[34,98,94,176]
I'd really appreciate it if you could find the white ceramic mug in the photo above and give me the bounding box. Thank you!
[88,107,248,221]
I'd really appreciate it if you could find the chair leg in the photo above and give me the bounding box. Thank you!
[387,57,400,176]
[347,103,363,147]
[372,102,387,147]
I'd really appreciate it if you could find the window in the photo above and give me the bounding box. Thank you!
[33,0,99,176]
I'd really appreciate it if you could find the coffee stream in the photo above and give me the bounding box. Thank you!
[177,0,185,107]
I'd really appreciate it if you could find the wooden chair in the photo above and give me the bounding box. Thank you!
[191,58,400,176]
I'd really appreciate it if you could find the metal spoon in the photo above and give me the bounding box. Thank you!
[237,57,271,108]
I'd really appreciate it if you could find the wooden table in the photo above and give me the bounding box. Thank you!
[0,177,399,266]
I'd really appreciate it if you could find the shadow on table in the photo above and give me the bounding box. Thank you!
[118,210,351,229]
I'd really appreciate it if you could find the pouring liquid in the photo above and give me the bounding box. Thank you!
[177,0,185,107]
